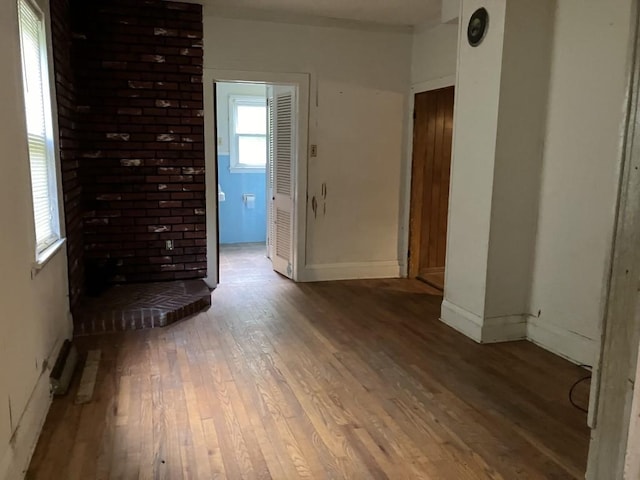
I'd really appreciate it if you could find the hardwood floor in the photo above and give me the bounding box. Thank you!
[218,243,288,286]
[417,270,445,292]
[27,256,590,479]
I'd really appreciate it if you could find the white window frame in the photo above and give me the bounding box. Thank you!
[228,95,267,173]
[17,0,62,265]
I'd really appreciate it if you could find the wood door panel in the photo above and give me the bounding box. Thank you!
[409,86,455,285]
[427,90,447,270]
[437,88,455,267]
[418,92,438,274]
[408,97,427,277]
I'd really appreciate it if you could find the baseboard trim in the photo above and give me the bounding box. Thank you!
[0,369,52,480]
[440,300,528,343]
[441,298,596,364]
[527,317,597,366]
[299,261,401,282]
[440,299,483,342]
[482,314,528,343]
[0,336,66,480]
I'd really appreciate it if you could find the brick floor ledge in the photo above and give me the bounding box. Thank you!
[73,279,212,335]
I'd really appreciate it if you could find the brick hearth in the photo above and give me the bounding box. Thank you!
[73,279,211,335]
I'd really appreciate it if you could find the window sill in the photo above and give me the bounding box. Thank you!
[229,167,266,174]
[32,238,66,278]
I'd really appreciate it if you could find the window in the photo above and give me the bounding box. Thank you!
[18,0,60,257]
[229,95,267,173]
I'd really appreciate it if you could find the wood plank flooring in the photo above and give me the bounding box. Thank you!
[417,270,445,292]
[27,248,590,479]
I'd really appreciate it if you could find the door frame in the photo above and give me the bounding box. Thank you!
[586,3,640,477]
[203,69,310,287]
[400,75,456,282]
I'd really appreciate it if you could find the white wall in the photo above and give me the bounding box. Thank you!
[485,0,554,318]
[411,22,458,87]
[215,82,266,154]
[441,0,461,24]
[0,0,72,478]
[443,0,507,326]
[203,14,412,278]
[398,20,459,274]
[528,0,634,365]
[442,0,557,345]
[438,0,633,365]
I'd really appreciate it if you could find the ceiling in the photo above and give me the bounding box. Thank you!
[202,0,441,27]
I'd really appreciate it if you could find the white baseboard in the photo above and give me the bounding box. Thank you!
[440,299,483,341]
[0,370,52,480]
[482,314,528,342]
[527,316,598,366]
[299,260,401,282]
[441,298,597,364]
[0,335,67,480]
[440,300,528,343]
[399,261,408,278]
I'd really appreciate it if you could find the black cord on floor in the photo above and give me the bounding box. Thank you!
[569,365,592,414]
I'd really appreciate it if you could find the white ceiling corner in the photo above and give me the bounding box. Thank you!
[201,0,441,27]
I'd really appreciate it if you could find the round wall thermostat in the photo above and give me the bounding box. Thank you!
[467,8,489,47]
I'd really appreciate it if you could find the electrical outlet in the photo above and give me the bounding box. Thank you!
[310,144,318,157]
[165,240,174,251]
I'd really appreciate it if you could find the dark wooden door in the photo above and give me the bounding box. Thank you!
[408,86,454,290]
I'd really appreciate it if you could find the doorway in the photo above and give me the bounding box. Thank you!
[205,72,309,286]
[215,81,272,282]
[408,86,455,291]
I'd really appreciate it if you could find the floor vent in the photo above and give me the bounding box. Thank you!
[49,339,78,396]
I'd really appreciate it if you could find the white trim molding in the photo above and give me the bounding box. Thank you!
[399,75,457,277]
[411,75,456,95]
[203,69,310,287]
[0,373,52,480]
[440,299,527,343]
[483,315,528,343]
[300,261,401,282]
[440,298,596,363]
[440,299,484,341]
[526,316,598,367]
[587,3,640,477]
[31,237,66,277]
[0,335,66,480]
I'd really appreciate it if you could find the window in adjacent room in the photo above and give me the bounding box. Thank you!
[229,95,267,173]
[18,0,61,258]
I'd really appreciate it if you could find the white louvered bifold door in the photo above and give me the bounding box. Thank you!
[266,86,275,260]
[270,85,296,278]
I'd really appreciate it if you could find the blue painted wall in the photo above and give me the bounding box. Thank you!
[218,154,267,244]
